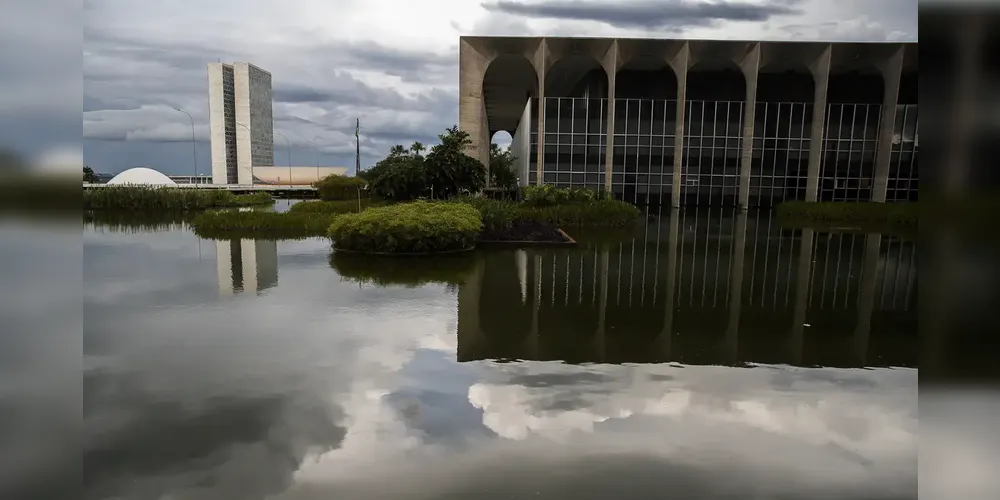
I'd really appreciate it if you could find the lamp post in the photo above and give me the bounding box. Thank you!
[171,106,197,177]
[275,132,292,186]
[304,139,320,182]
[234,122,254,186]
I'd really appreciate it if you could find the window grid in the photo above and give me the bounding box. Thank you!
[521,99,915,206]
[749,102,813,207]
[887,104,918,202]
[818,103,882,202]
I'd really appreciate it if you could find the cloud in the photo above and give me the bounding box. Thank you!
[482,0,804,31]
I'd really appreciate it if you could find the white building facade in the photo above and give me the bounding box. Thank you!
[208,62,274,185]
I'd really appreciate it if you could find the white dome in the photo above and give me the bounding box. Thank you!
[106,167,177,186]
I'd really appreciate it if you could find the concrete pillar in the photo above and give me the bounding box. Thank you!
[790,228,815,365]
[602,41,619,193]
[725,210,749,363]
[670,43,691,208]
[481,100,491,187]
[458,40,491,173]
[853,233,882,366]
[805,45,832,202]
[871,45,904,202]
[656,209,681,359]
[737,44,761,210]
[739,43,760,210]
[455,254,485,361]
[533,40,548,186]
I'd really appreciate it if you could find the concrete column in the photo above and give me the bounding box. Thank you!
[481,99,491,186]
[853,233,882,367]
[871,45,904,202]
[602,41,619,193]
[725,210,749,364]
[790,228,815,365]
[456,254,486,362]
[533,40,548,186]
[805,45,832,202]
[737,43,761,210]
[656,209,682,359]
[670,43,690,208]
[459,40,491,173]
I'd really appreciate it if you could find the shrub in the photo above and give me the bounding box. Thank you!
[451,196,517,231]
[84,186,273,210]
[775,201,917,226]
[314,174,367,201]
[522,185,609,206]
[329,251,477,288]
[327,201,482,254]
[515,199,640,227]
[190,210,337,239]
[289,198,385,215]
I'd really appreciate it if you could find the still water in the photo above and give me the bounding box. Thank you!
[81,206,917,500]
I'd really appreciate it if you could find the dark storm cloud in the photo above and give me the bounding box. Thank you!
[482,0,804,30]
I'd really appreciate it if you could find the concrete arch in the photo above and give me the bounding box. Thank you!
[544,54,609,98]
[490,130,513,148]
[757,42,818,103]
[482,54,539,133]
[615,55,677,100]
[828,43,895,104]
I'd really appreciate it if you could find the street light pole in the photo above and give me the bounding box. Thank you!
[304,139,320,182]
[171,106,197,177]
[235,122,254,186]
[275,132,292,186]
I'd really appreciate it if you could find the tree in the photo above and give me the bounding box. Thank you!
[423,126,486,198]
[366,126,487,201]
[83,165,98,183]
[489,143,518,190]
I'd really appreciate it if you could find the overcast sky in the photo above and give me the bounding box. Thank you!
[72,0,917,175]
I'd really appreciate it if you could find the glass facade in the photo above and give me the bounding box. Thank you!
[523,98,918,206]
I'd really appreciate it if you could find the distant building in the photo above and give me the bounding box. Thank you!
[208,62,274,185]
[106,167,177,186]
[251,166,349,185]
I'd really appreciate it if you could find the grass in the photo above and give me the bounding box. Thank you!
[327,201,482,254]
[190,210,338,240]
[288,198,385,215]
[454,196,641,231]
[84,186,274,210]
[329,251,477,287]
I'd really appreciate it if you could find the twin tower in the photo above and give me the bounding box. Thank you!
[207,62,273,185]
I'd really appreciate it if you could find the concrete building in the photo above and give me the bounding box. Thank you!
[459,37,918,207]
[208,62,274,185]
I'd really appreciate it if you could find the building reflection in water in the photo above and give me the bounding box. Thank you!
[458,208,917,368]
[215,239,279,296]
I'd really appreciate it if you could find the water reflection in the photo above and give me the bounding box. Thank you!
[76,211,918,500]
[459,209,917,368]
[216,239,279,295]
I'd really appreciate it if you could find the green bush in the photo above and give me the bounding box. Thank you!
[775,201,917,226]
[329,251,477,287]
[289,198,385,215]
[84,186,273,210]
[489,143,518,190]
[314,174,367,201]
[190,210,337,239]
[327,201,482,253]
[515,200,640,227]
[522,185,609,206]
[450,196,517,231]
